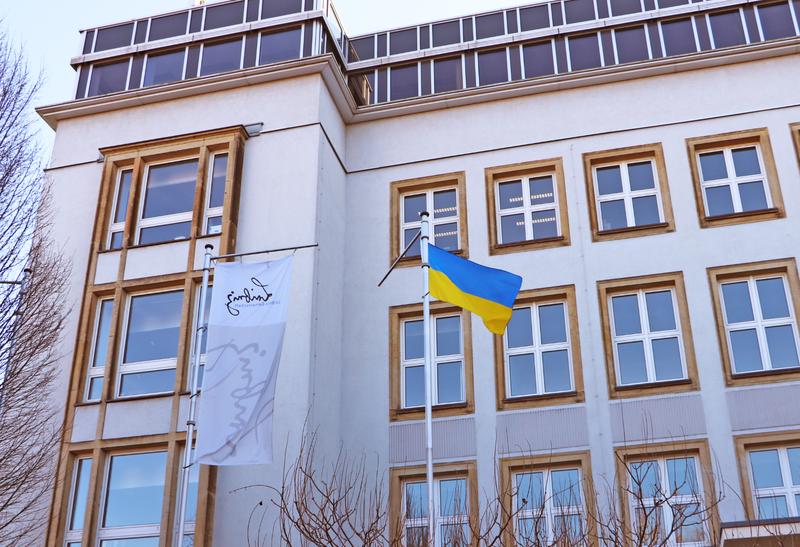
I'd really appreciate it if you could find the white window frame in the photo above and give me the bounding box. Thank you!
[197,35,246,78]
[513,466,584,544]
[696,144,772,217]
[116,289,183,398]
[140,46,189,88]
[609,288,688,386]
[203,153,227,235]
[135,157,198,245]
[719,274,800,374]
[85,298,114,402]
[107,168,133,249]
[495,172,561,244]
[628,455,706,547]
[504,301,573,398]
[403,476,470,547]
[592,158,664,232]
[400,187,460,256]
[96,450,167,545]
[400,314,465,409]
[748,445,800,518]
[63,457,93,545]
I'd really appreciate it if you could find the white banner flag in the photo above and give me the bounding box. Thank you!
[195,256,293,466]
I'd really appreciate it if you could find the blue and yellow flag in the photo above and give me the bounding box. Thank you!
[428,245,522,335]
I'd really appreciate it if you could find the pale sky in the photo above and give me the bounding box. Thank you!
[2,0,515,160]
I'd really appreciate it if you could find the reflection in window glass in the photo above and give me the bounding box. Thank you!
[709,11,747,48]
[103,452,167,528]
[476,13,505,39]
[68,459,92,531]
[203,0,244,30]
[200,39,243,76]
[124,291,183,364]
[432,20,461,47]
[262,0,303,18]
[143,50,185,86]
[758,2,797,40]
[390,28,417,54]
[259,27,301,65]
[610,0,642,16]
[750,447,800,518]
[95,23,135,51]
[142,160,198,219]
[148,12,189,41]
[88,60,130,97]
[564,0,596,24]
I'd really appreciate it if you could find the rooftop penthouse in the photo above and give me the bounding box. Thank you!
[64,0,800,113]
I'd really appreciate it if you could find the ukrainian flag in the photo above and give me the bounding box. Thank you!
[428,245,523,335]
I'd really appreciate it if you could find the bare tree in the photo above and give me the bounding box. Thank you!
[0,28,70,544]
[244,431,728,547]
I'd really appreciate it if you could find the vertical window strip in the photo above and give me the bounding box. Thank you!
[85,298,114,401]
[64,457,93,543]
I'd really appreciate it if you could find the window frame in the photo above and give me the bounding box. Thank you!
[708,258,800,387]
[615,440,718,547]
[583,143,675,241]
[63,454,94,544]
[389,172,468,267]
[686,128,784,228]
[389,461,478,547]
[598,272,699,398]
[106,167,135,250]
[202,152,229,236]
[84,296,116,402]
[389,302,474,421]
[499,451,594,546]
[735,431,800,521]
[97,126,246,254]
[485,158,571,255]
[494,285,584,411]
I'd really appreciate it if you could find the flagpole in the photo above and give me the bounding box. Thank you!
[420,211,435,546]
[175,243,213,546]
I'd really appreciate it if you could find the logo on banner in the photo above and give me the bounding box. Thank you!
[225,276,278,316]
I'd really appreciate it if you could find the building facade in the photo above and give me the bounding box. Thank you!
[35,0,800,544]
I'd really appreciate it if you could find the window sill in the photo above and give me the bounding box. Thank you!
[97,233,223,254]
[74,400,102,408]
[498,390,582,411]
[610,378,696,399]
[594,222,672,242]
[390,401,472,421]
[701,207,782,228]
[489,235,569,256]
[728,365,800,386]
[393,248,467,268]
[106,391,176,404]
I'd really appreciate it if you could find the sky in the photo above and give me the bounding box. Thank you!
[2,0,513,163]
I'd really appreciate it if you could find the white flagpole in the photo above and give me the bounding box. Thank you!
[175,243,213,546]
[420,211,435,546]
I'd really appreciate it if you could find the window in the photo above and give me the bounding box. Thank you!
[433,57,463,93]
[390,28,418,54]
[660,18,698,56]
[390,463,476,547]
[390,303,474,421]
[190,285,213,390]
[63,457,93,544]
[143,49,186,87]
[101,127,245,251]
[97,450,167,545]
[568,33,602,71]
[259,27,302,65]
[390,172,468,265]
[598,272,698,398]
[610,0,643,16]
[583,143,674,240]
[148,12,189,41]
[137,158,198,245]
[432,20,461,47]
[627,455,706,544]
[107,169,133,250]
[708,259,800,385]
[85,298,114,401]
[485,158,570,255]
[495,286,583,410]
[614,25,651,63]
[616,442,715,547]
[748,445,800,518]
[87,59,131,97]
[756,2,799,41]
[477,49,509,85]
[500,453,592,545]
[687,129,784,227]
[117,289,184,398]
[476,12,505,39]
[390,64,419,101]
[199,38,243,77]
[174,446,201,545]
[94,23,134,52]
[708,11,748,49]
[203,0,244,30]
[523,41,556,78]
[204,154,228,235]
